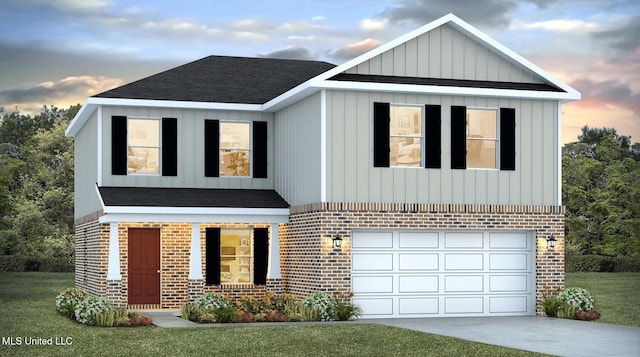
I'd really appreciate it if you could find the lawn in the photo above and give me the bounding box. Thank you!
[0,272,547,357]
[565,272,640,327]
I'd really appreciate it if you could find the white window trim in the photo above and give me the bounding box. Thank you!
[219,120,252,177]
[389,103,425,168]
[127,116,162,176]
[466,107,500,170]
[219,228,253,285]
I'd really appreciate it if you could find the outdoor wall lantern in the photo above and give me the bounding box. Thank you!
[546,235,557,249]
[332,235,343,249]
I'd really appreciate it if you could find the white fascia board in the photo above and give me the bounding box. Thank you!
[263,80,313,111]
[65,102,96,137]
[99,206,290,224]
[95,183,106,210]
[319,80,579,101]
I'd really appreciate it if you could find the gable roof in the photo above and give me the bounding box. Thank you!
[95,56,335,104]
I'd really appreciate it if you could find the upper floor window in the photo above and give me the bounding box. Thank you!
[390,105,423,167]
[466,109,498,169]
[127,118,160,174]
[220,122,250,177]
[112,116,177,176]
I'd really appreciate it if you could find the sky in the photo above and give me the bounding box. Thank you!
[1,0,639,144]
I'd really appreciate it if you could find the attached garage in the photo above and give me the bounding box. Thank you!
[351,231,535,318]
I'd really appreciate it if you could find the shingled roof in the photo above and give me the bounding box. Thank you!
[94,55,336,104]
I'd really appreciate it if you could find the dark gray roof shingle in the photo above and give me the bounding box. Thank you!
[94,56,336,104]
[98,187,289,209]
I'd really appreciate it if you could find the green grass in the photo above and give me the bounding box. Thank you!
[566,272,640,327]
[0,272,547,357]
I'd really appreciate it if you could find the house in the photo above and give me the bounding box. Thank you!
[66,14,579,317]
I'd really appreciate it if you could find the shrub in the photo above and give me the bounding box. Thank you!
[556,303,577,319]
[75,295,113,326]
[231,311,254,323]
[238,296,267,314]
[613,256,640,272]
[265,293,297,314]
[55,287,89,319]
[194,292,233,310]
[95,307,128,327]
[264,310,288,322]
[333,292,361,321]
[284,301,320,322]
[558,287,595,311]
[181,303,205,322]
[212,306,238,323]
[302,292,338,321]
[576,309,601,321]
[128,312,153,327]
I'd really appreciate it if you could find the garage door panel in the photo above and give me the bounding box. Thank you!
[399,253,438,270]
[399,232,439,248]
[353,253,393,271]
[489,253,528,270]
[489,275,528,292]
[399,276,438,293]
[352,232,393,248]
[445,297,484,314]
[353,276,393,293]
[445,275,483,292]
[353,298,393,316]
[489,232,528,249]
[489,296,528,313]
[444,232,483,248]
[399,298,439,315]
[445,253,483,270]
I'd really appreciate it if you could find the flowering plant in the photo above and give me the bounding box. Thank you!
[575,309,601,321]
[558,287,595,311]
[194,292,233,311]
[75,295,113,326]
[302,292,338,321]
[55,287,88,319]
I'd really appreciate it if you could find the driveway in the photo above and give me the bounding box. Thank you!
[370,316,640,357]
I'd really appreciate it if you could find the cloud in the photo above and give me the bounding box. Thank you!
[592,15,640,52]
[329,38,381,62]
[0,76,124,114]
[380,0,518,28]
[258,46,315,61]
[519,19,600,32]
[360,18,389,32]
[570,79,640,115]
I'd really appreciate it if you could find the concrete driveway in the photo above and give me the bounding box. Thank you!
[370,316,640,357]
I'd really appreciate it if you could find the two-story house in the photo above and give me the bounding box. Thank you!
[66,14,579,317]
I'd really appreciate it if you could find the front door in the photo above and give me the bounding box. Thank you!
[128,228,160,305]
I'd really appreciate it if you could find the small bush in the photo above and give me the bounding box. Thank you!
[264,310,288,322]
[333,292,361,321]
[557,303,577,319]
[302,292,338,321]
[95,308,128,327]
[558,287,595,311]
[128,312,153,327]
[284,301,320,322]
[238,296,267,314]
[55,287,88,319]
[212,306,238,323]
[613,256,640,272]
[231,311,254,323]
[75,295,113,326]
[181,303,205,322]
[576,309,601,321]
[194,292,233,310]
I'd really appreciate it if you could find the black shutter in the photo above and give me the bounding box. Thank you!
[253,121,268,178]
[253,228,269,285]
[373,102,390,167]
[500,108,516,171]
[451,106,467,169]
[425,105,441,169]
[204,120,219,177]
[205,228,221,285]
[111,116,127,175]
[162,118,177,176]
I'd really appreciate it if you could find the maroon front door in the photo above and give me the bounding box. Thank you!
[128,228,160,305]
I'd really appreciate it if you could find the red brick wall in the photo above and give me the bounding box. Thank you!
[74,214,109,297]
[281,203,565,314]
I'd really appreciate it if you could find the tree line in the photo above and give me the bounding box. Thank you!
[0,106,638,271]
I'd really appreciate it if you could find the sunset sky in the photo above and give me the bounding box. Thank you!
[1,0,638,144]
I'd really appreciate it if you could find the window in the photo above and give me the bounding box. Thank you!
[205,227,268,286]
[466,109,498,169]
[451,106,516,171]
[374,103,441,169]
[205,120,267,178]
[112,116,177,176]
[390,105,423,167]
[127,118,160,174]
[220,122,250,176]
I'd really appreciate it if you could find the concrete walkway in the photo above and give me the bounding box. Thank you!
[148,313,640,357]
[370,316,640,357]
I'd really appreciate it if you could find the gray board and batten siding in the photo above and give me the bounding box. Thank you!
[345,23,545,84]
[74,109,101,218]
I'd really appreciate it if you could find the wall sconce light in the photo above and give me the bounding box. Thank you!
[546,235,557,249]
[332,235,343,249]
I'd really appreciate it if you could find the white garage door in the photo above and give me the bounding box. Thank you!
[351,231,535,318]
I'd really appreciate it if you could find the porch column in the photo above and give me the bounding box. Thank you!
[188,223,204,301]
[106,223,122,306]
[267,223,281,279]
